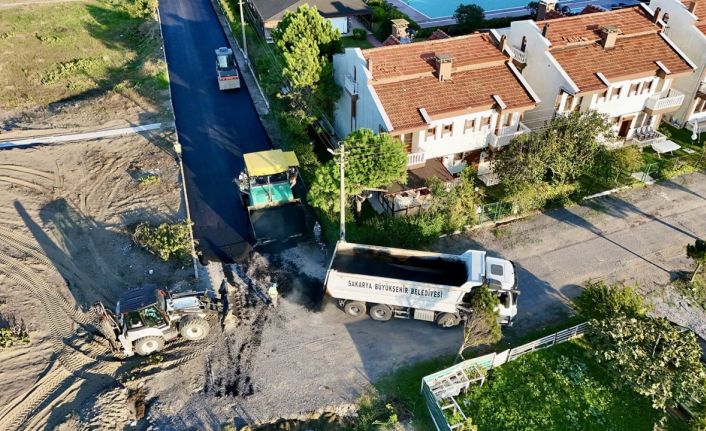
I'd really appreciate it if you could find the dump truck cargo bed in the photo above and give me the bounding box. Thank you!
[331,245,467,287]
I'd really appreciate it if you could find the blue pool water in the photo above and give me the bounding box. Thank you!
[405,0,531,18]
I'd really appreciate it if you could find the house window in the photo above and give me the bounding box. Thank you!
[442,124,453,135]
[611,86,622,100]
[640,81,651,94]
[520,36,527,52]
[663,13,670,24]
[564,94,574,111]
[480,116,491,128]
[402,133,413,152]
[426,126,437,139]
[696,97,706,113]
[503,114,512,127]
[464,118,476,133]
[629,83,639,96]
[573,96,583,112]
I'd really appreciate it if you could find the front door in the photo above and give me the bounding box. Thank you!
[618,118,632,138]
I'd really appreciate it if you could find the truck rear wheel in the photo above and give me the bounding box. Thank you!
[133,336,165,356]
[369,304,393,322]
[436,313,461,328]
[180,317,211,341]
[343,301,366,317]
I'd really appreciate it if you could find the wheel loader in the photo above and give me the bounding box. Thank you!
[95,285,223,356]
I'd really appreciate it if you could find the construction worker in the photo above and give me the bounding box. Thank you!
[267,282,279,307]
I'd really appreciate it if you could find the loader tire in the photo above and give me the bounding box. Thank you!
[179,317,211,341]
[343,301,366,317]
[436,313,461,328]
[369,304,393,322]
[133,336,165,356]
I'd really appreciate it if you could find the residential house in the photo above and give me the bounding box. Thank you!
[247,0,371,42]
[648,0,706,130]
[332,31,539,214]
[505,3,696,146]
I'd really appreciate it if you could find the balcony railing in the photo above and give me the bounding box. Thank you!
[407,151,425,166]
[510,46,527,64]
[490,122,530,149]
[344,74,357,95]
[645,88,684,112]
[627,127,666,148]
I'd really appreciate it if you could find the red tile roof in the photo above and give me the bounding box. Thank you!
[363,34,506,81]
[428,29,451,40]
[361,34,536,130]
[537,6,694,91]
[683,0,706,36]
[373,64,536,130]
[382,35,400,46]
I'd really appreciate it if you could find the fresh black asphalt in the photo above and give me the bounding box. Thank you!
[159,0,271,262]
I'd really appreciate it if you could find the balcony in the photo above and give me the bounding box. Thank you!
[490,122,530,150]
[698,81,706,98]
[644,88,684,114]
[627,126,666,148]
[344,74,357,96]
[510,46,527,64]
[407,151,426,167]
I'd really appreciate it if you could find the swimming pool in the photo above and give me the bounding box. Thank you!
[404,0,530,18]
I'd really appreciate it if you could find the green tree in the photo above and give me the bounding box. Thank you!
[458,286,501,359]
[454,4,485,34]
[494,110,614,190]
[588,316,706,412]
[271,5,341,121]
[591,145,644,184]
[573,279,647,320]
[687,238,706,281]
[308,129,407,217]
[428,168,482,231]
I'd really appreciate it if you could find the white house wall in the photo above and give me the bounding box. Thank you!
[506,20,573,130]
[328,17,349,35]
[418,110,499,159]
[650,0,706,125]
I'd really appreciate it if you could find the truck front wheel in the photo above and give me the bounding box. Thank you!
[180,317,211,341]
[344,301,366,317]
[133,336,165,356]
[369,304,393,321]
[436,313,461,328]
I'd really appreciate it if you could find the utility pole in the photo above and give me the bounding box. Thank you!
[339,143,346,241]
[238,0,248,60]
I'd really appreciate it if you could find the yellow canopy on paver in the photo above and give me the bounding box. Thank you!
[243,149,299,176]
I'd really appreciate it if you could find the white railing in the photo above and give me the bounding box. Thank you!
[344,74,357,95]
[490,122,530,149]
[510,45,527,63]
[407,151,425,166]
[646,88,684,112]
[628,128,666,148]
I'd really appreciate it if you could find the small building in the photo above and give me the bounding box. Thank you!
[648,0,706,131]
[247,0,371,42]
[332,30,540,214]
[506,3,696,147]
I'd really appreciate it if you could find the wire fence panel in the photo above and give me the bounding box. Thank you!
[478,201,514,224]
[421,322,588,431]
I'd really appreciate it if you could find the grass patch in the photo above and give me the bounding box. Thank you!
[455,340,689,430]
[341,35,373,49]
[675,274,706,309]
[0,0,167,110]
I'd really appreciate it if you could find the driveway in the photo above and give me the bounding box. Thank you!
[159,0,270,262]
[147,173,706,427]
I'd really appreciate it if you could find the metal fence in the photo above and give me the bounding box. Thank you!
[477,201,515,224]
[421,322,588,431]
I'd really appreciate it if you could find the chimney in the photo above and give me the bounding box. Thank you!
[600,25,620,49]
[499,34,508,53]
[653,7,662,23]
[537,0,556,20]
[435,54,453,81]
[688,0,699,13]
[542,23,550,37]
[390,19,409,40]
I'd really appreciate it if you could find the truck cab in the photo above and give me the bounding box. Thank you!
[215,47,240,90]
[485,257,519,325]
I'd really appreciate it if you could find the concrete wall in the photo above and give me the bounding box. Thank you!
[650,0,706,125]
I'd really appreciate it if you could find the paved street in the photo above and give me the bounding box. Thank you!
[150,174,706,427]
[159,0,270,262]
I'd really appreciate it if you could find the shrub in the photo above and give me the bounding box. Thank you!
[592,146,643,183]
[459,285,501,358]
[505,182,576,213]
[573,279,647,320]
[0,319,29,348]
[133,221,194,261]
[367,0,420,40]
[352,28,367,40]
[137,173,160,186]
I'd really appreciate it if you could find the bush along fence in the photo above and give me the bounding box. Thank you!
[421,322,588,431]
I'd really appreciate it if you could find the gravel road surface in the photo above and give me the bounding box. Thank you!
[147,173,706,427]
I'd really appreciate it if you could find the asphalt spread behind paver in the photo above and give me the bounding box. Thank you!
[159,0,270,263]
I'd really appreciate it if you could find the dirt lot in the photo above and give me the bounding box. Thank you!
[0,0,170,135]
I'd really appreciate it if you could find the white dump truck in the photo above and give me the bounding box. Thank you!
[324,242,519,327]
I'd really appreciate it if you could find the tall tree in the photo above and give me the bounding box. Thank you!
[271,4,340,57]
[494,110,614,189]
[458,286,501,360]
[308,129,407,216]
[454,4,485,34]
